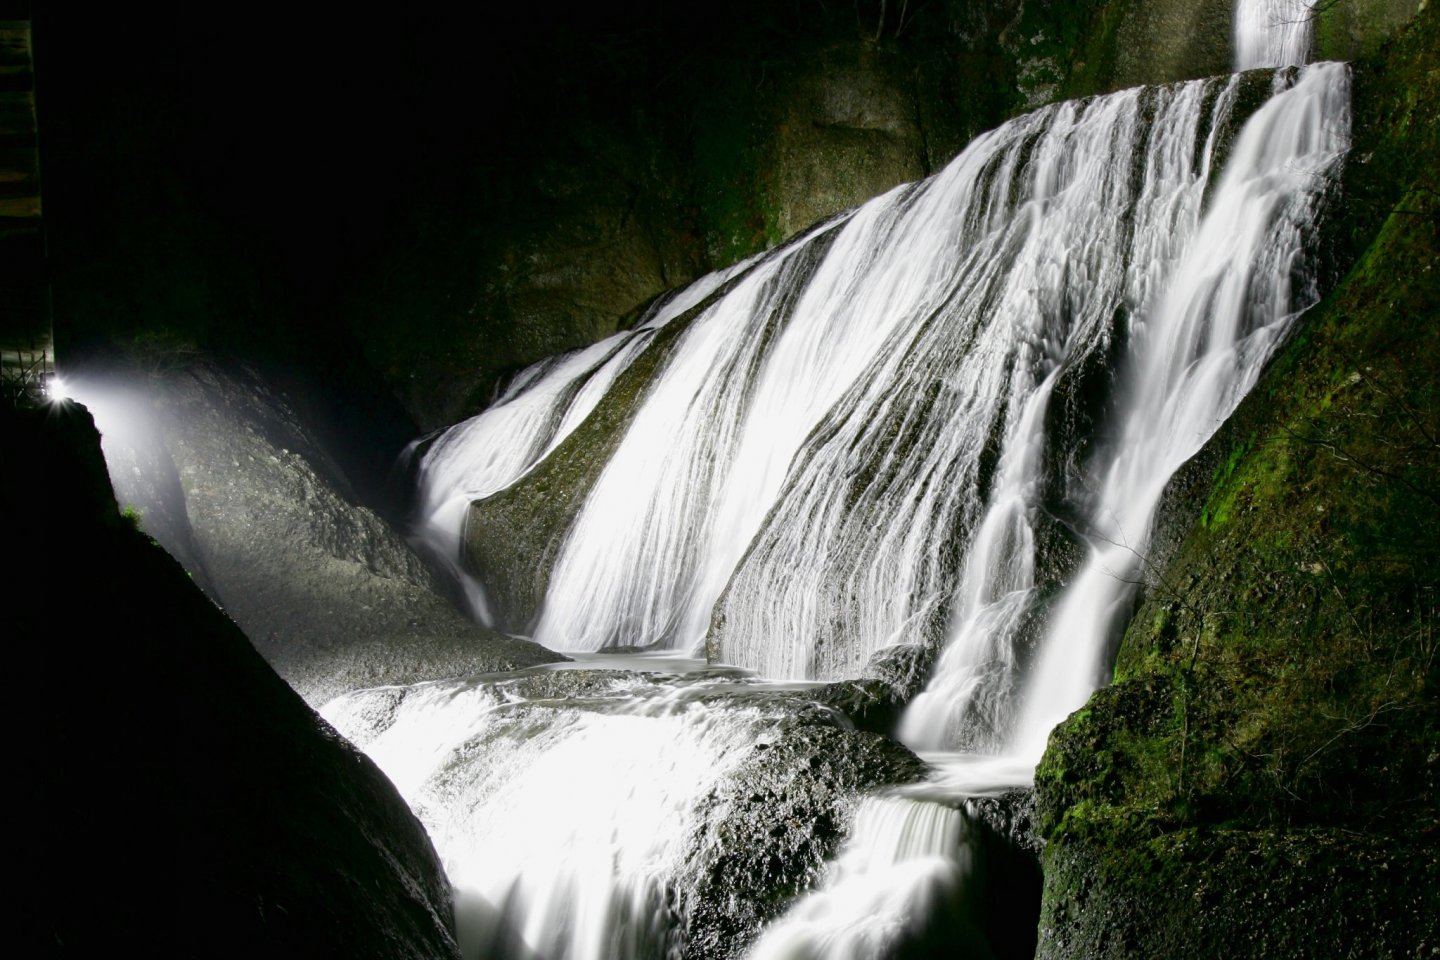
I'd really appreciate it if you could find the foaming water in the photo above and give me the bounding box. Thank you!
[323,671,802,960]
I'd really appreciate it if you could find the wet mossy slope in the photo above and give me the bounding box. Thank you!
[1033,5,1440,957]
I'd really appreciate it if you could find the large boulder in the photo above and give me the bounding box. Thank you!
[73,356,563,705]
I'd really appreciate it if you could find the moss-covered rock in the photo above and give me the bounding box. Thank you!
[1315,0,1429,62]
[1034,4,1440,955]
[1038,828,1438,959]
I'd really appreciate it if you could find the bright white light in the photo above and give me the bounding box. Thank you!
[44,374,70,404]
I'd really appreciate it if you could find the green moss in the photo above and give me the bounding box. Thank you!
[1038,826,1439,959]
[1315,0,1428,61]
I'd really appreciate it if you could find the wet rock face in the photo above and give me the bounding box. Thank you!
[82,357,564,705]
[1107,0,1234,89]
[966,789,1041,857]
[811,644,939,736]
[765,43,930,241]
[9,403,460,960]
[682,723,929,960]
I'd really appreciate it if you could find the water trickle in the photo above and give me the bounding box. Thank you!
[745,797,981,960]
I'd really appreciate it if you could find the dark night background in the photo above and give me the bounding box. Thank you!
[35,2,886,319]
[30,0,945,498]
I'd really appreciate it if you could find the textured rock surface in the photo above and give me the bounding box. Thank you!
[9,402,460,959]
[967,789,1042,857]
[681,721,929,960]
[1037,829,1439,959]
[86,358,563,705]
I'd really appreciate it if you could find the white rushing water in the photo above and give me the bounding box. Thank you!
[906,62,1351,757]
[410,266,742,621]
[746,797,980,960]
[1006,61,1349,760]
[323,671,792,960]
[750,60,1349,960]
[1236,0,1317,69]
[508,77,1230,662]
[370,50,1349,960]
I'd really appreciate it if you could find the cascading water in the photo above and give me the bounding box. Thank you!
[409,266,744,622]
[744,798,981,960]
[348,31,1350,960]
[1236,0,1317,70]
[324,669,792,960]
[905,61,1351,760]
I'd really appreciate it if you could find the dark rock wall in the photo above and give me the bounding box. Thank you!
[37,1,1427,436]
[7,402,461,959]
[20,1,1167,431]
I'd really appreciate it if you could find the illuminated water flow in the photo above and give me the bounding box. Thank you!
[357,57,1349,960]
[905,62,1351,759]
[322,667,839,960]
[409,267,742,621]
[745,797,979,960]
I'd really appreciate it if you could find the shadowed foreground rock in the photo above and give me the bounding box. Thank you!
[9,402,461,959]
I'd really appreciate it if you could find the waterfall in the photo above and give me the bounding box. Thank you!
[454,75,1253,664]
[373,48,1350,960]
[1236,0,1317,69]
[904,62,1351,757]
[714,76,1239,690]
[1007,61,1350,760]
[756,61,1349,960]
